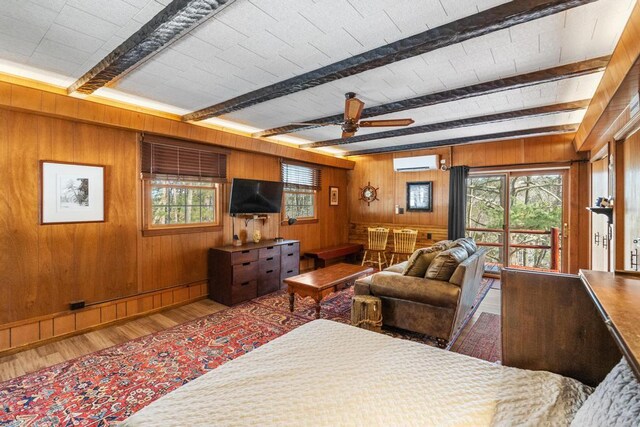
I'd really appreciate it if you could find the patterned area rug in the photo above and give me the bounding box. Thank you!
[0,278,496,426]
[453,312,502,363]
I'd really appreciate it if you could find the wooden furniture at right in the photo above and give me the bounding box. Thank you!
[579,269,640,379]
[501,268,623,387]
[304,243,363,269]
[389,229,418,265]
[285,263,373,319]
[362,227,389,270]
[208,240,300,306]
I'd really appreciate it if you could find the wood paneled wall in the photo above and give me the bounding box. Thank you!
[574,1,640,152]
[622,132,640,270]
[0,79,354,170]
[346,135,589,270]
[0,108,349,336]
[348,147,451,227]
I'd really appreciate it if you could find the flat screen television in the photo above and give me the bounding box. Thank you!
[229,178,284,214]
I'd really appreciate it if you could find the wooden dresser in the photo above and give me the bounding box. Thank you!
[208,240,300,306]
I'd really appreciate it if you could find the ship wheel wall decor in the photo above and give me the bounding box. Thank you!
[359,182,379,206]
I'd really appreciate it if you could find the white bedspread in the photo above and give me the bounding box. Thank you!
[122,320,591,426]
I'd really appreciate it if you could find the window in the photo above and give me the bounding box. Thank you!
[281,161,321,223]
[141,134,227,235]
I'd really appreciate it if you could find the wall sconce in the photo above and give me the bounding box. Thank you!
[440,159,449,171]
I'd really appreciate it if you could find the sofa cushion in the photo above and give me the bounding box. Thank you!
[426,247,469,281]
[370,272,460,308]
[403,247,442,277]
[384,261,408,274]
[570,358,640,426]
[452,238,477,256]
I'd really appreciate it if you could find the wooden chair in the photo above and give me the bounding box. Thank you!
[362,227,390,270]
[389,229,418,265]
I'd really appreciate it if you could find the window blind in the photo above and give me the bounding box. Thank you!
[281,161,321,190]
[141,134,227,180]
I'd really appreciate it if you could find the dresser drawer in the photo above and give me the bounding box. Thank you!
[281,241,299,255]
[231,249,258,265]
[259,245,281,259]
[259,256,281,276]
[282,251,299,271]
[231,280,257,304]
[258,270,281,296]
[281,265,299,280]
[232,261,258,285]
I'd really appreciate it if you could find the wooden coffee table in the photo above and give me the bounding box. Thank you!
[285,263,374,319]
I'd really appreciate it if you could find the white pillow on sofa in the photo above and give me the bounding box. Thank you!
[570,358,640,426]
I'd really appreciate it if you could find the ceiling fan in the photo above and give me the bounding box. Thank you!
[292,92,414,138]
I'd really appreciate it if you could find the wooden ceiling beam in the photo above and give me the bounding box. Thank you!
[301,99,590,148]
[68,0,233,95]
[344,124,580,156]
[256,57,608,138]
[183,0,598,122]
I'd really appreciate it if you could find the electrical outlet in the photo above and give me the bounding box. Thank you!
[427,233,432,240]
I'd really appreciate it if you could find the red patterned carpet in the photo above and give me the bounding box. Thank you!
[0,279,496,426]
[451,312,502,363]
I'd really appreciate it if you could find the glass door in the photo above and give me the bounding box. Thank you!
[507,172,565,272]
[466,174,507,276]
[466,170,567,276]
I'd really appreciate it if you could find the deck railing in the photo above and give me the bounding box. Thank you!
[466,226,561,271]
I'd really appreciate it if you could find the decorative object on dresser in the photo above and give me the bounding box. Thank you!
[285,263,373,319]
[304,243,363,269]
[359,181,379,206]
[40,161,105,224]
[329,186,339,206]
[208,240,300,306]
[406,181,433,212]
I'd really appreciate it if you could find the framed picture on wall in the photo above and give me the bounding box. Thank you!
[40,161,105,224]
[406,181,433,212]
[329,186,339,206]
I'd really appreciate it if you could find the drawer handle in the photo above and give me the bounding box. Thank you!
[287,253,293,257]
[241,250,250,254]
[266,257,274,261]
[267,246,273,249]
[287,243,293,246]
[241,281,250,286]
[267,270,274,274]
[242,262,250,266]
[287,270,294,274]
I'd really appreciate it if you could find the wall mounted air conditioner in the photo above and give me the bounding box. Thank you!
[393,155,439,172]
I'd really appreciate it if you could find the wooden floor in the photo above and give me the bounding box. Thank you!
[0,285,501,382]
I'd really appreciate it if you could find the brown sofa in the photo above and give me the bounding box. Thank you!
[354,247,487,347]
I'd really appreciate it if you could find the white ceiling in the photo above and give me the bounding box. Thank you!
[0,0,635,155]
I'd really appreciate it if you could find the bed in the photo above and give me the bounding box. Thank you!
[122,320,593,426]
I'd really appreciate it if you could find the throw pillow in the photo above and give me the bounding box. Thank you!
[570,358,640,426]
[425,247,469,281]
[433,240,453,249]
[403,247,442,277]
[453,237,477,256]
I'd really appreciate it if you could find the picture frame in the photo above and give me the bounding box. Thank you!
[406,181,433,212]
[329,186,339,206]
[40,160,106,224]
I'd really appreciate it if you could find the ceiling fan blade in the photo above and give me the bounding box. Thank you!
[344,97,365,121]
[289,122,335,126]
[342,131,356,139]
[359,119,415,127]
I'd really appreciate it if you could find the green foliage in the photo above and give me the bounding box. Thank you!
[466,174,563,270]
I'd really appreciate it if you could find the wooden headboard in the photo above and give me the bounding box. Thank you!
[501,268,621,387]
